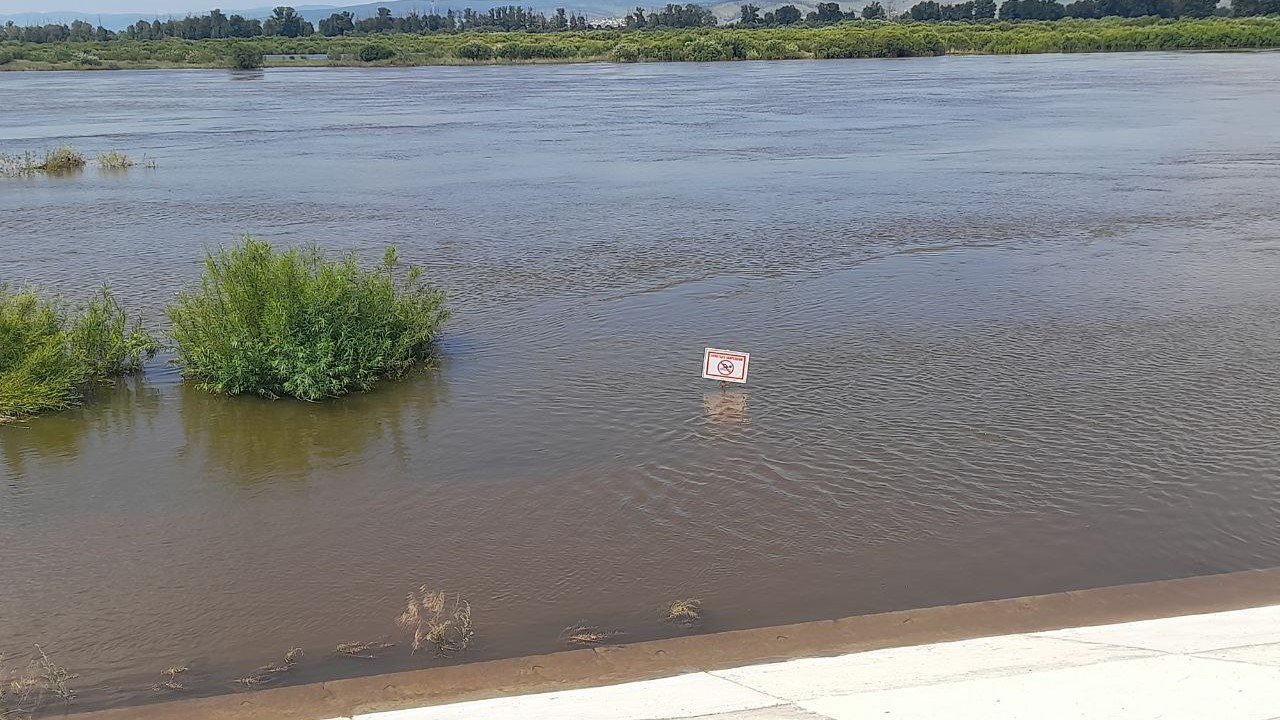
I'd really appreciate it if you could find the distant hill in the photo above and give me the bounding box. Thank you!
[0,0,871,31]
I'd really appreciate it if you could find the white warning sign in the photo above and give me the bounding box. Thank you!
[702,347,749,384]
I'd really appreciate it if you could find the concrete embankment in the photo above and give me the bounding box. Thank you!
[68,567,1280,720]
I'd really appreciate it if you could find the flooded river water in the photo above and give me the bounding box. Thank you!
[2,52,1280,712]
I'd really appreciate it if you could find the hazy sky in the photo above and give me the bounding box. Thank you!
[0,0,286,13]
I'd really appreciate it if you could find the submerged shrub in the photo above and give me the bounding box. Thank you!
[755,39,801,60]
[454,41,495,60]
[168,237,451,401]
[229,46,263,70]
[611,43,642,62]
[70,286,159,379]
[95,151,134,169]
[683,38,730,62]
[38,145,85,173]
[0,285,156,420]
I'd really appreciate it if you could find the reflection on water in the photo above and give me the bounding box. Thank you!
[1,53,1280,714]
[0,374,162,476]
[704,390,749,425]
[177,372,444,484]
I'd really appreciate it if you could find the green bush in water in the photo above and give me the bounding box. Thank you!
[0,286,157,420]
[229,45,263,69]
[358,43,396,62]
[168,237,451,401]
[610,43,642,62]
[38,145,86,172]
[454,41,495,60]
[683,38,729,61]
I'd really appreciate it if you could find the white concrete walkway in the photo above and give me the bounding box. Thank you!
[326,604,1280,720]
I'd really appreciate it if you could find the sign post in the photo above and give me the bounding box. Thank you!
[702,348,749,388]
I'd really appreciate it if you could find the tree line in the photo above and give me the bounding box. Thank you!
[3,0,1278,44]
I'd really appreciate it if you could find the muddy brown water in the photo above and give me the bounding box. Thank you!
[2,52,1280,714]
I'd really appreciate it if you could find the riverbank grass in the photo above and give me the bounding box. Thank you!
[168,237,450,401]
[0,286,157,421]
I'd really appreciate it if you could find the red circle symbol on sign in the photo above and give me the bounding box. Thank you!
[717,359,735,375]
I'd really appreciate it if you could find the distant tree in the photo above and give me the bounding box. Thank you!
[862,1,889,17]
[1063,0,1099,14]
[973,0,998,16]
[319,11,355,35]
[626,6,647,27]
[739,3,763,24]
[1231,0,1280,14]
[998,0,1065,18]
[263,6,311,37]
[909,0,942,18]
[775,4,804,22]
[68,19,94,41]
[814,1,846,20]
[1175,0,1216,15]
[642,4,717,27]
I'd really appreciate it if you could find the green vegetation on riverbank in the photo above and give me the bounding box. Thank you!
[0,286,157,421]
[168,238,450,401]
[1,17,1277,70]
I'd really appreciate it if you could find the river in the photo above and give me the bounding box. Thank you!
[2,52,1279,713]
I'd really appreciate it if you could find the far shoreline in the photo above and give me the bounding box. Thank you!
[3,17,1279,72]
[2,45,1278,73]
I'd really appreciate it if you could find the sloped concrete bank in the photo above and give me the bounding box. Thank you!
[68,567,1280,720]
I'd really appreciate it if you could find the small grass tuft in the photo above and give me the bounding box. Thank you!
[259,647,303,674]
[665,598,702,628]
[2,645,77,717]
[95,151,134,170]
[233,673,271,688]
[149,666,188,693]
[235,647,302,688]
[335,641,395,659]
[561,625,620,646]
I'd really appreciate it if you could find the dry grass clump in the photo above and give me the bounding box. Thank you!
[0,152,39,177]
[335,641,395,659]
[95,151,134,169]
[1,645,77,717]
[235,648,302,688]
[561,625,620,647]
[396,585,474,655]
[665,598,703,628]
[149,666,188,693]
